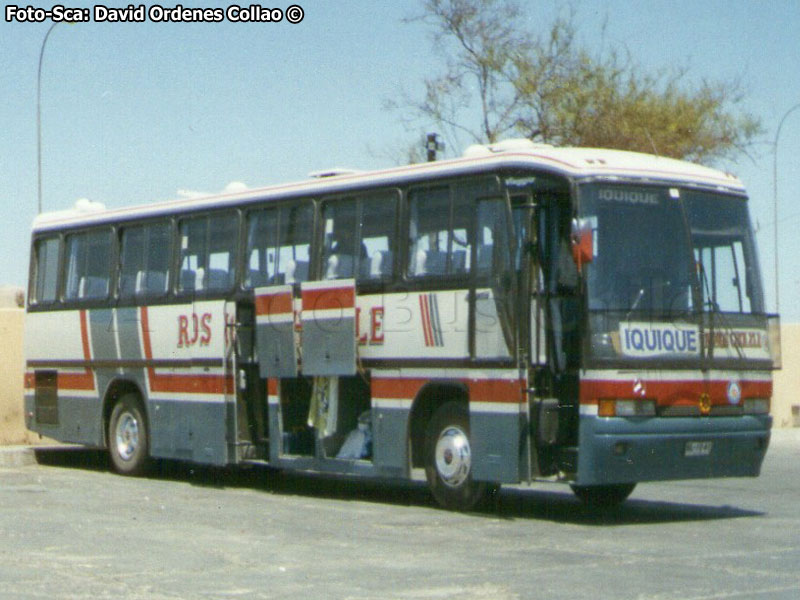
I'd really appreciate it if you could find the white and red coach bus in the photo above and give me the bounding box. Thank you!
[24,139,779,510]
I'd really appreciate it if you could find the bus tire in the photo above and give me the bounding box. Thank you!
[570,483,636,508]
[424,401,489,511]
[108,394,150,476]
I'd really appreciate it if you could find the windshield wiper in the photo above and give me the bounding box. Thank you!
[625,287,646,320]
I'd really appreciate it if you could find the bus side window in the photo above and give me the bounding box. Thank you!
[207,214,238,291]
[64,229,112,301]
[276,203,312,284]
[476,198,512,281]
[408,186,472,278]
[178,217,206,293]
[244,203,312,287]
[119,227,145,299]
[32,236,61,304]
[320,192,396,282]
[145,223,172,296]
[177,214,238,294]
[322,199,358,280]
[119,222,172,300]
[359,194,396,281]
[245,208,278,287]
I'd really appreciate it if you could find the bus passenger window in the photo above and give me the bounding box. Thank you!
[322,194,396,282]
[451,194,472,275]
[276,204,312,284]
[145,224,171,295]
[322,199,358,280]
[178,217,206,293]
[64,230,112,301]
[32,237,60,304]
[244,203,312,287]
[178,214,238,294]
[245,208,278,287]
[360,195,396,280]
[476,198,512,280]
[407,187,471,278]
[119,227,145,298]
[322,194,397,282]
[207,215,238,291]
[119,223,172,300]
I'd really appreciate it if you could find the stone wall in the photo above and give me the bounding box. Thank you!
[0,307,42,445]
[772,323,800,428]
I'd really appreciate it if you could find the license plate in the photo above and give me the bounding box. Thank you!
[685,441,713,457]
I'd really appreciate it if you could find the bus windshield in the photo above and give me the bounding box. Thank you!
[579,182,769,363]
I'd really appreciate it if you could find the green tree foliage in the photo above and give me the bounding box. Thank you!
[397,0,761,164]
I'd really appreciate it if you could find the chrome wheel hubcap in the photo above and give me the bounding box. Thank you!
[115,412,139,461]
[434,425,471,488]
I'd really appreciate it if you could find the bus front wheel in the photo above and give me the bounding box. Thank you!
[570,483,636,508]
[108,394,150,476]
[424,401,490,511]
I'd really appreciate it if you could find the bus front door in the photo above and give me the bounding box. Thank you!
[514,190,577,479]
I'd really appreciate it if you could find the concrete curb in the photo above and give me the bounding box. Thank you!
[0,446,37,468]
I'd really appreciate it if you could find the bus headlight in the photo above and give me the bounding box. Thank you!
[598,399,657,418]
[743,398,770,415]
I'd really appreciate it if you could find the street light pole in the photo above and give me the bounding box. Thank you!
[772,102,800,314]
[36,22,62,215]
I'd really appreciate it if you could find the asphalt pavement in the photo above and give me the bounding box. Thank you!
[1,429,799,599]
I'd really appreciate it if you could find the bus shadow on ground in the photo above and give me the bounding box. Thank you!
[33,447,763,526]
[493,487,763,525]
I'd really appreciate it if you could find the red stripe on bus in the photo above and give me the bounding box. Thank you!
[140,306,233,395]
[140,306,155,361]
[255,292,293,317]
[144,373,234,395]
[52,310,96,391]
[79,310,92,364]
[419,295,434,347]
[58,372,97,391]
[580,378,773,405]
[707,379,772,398]
[301,287,355,312]
[371,377,523,403]
[468,378,525,403]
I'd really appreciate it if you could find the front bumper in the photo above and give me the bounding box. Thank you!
[574,414,772,486]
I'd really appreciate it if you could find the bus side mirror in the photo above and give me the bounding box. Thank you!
[571,218,594,270]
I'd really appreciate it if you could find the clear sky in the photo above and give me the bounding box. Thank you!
[2,1,799,318]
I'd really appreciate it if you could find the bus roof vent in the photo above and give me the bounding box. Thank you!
[308,168,363,179]
[73,197,106,213]
[462,138,554,158]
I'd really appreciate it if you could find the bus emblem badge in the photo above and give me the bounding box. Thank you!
[727,381,742,405]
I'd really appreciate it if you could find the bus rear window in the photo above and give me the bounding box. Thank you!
[32,236,61,304]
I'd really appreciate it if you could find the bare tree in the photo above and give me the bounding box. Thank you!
[393,0,762,164]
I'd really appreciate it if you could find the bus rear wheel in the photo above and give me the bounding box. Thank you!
[570,483,636,508]
[424,401,490,511]
[108,394,150,476]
